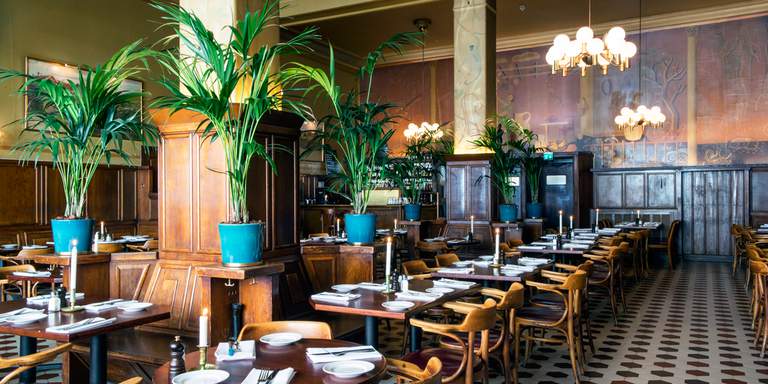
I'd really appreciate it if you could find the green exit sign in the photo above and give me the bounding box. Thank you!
[543,152,554,160]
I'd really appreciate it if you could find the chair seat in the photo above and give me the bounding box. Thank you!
[402,347,479,377]
[516,306,565,324]
[530,291,565,307]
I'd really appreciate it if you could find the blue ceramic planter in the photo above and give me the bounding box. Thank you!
[51,218,93,254]
[499,204,518,222]
[526,202,543,218]
[345,213,376,244]
[403,204,422,221]
[219,222,263,267]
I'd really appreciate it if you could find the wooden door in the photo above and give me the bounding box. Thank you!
[681,169,746,260]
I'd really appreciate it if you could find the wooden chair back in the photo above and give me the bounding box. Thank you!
[308,233,330,238]
[417,241,448,253]
[402,260,432,276]
[15,248,49,258]
[118,378,143,384]
[494,281,524,310]
[237,321,332,341]
[0,343,72,384]
[458,298,498,333]
[387,357,442,384]
[22,231,52,246]
[95,242,124,253]
[666,220,681,247]
[0,264,35,278]
[435,253,459,267]
[0,233,20,247]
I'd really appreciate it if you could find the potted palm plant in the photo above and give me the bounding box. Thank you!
[513,126,546,218]
[470,116,521,222]
[284,33,422,244]
[0,41,157,253]
[386,122,445,221]
[151,1,317,266]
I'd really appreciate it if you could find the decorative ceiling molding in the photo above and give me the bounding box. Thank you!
[378,0,768,66]
[280,0,442,27]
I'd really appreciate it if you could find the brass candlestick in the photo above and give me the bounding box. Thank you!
[194,345,215,370]
[381,276,394,294]
[61,289,83,312]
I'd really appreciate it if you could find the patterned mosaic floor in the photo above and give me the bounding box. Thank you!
[4,262,768,383]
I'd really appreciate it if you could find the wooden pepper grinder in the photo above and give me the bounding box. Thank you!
[169,336,186,377]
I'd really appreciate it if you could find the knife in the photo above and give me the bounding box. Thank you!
[264,369,279,384]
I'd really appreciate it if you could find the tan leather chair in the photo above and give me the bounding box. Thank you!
[402,260,437,278]
[387,357,442,384]
[0,264,36,301]
[0,343,72,384]
[435,253,460,267]
[648,220,680,270]
[237,321,332,341]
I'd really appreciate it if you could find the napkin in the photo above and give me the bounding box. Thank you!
[437,267,473,274]
[12,271,51,277]
[563,243,590,249]
[356,282,386,291]
[0,308,43,321]
[573,228,593,233]
[47,317,117,334]
[242,368,295,384]
[310,292,361,304]
[22,245,47,250]
[27,292,84,305]
[395,291,440,302]
[433,278,475,289]
[472,260,491,267]
[530,241,554,246]
[570,239,595,244]
[215,340,255,361]
[84,299,130,312]
[306,346,382,364]
[501,264,536,272]
[517,245,546,250]
[518,257,550,265]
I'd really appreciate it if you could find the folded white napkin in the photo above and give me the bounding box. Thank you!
[501,264,536,272]
[27,292,84,305]
[0,308,43,321]
[306,346,382,364]
[12,271,51,277]
[518,257,550,265]
[472,260,491,267]
[517,245,546,250]
[84,299,131,312]
[437,267,473,274]
[242,368,295,384]
[433,278,475,289]
[311,292,361,304]
[573,228,593,232]
[395,291,440,302]
[47,317,116,334]
[215,340,255,361]
[570,239,595,244]
[563,243,590,249]
[530,241,554,246]
[356,282,386,291]
[501,269,524,276]
[22,245,47,250]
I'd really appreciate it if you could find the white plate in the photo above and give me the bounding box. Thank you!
[332,284,358,293]
[426,287,454,294]
[6,312,47,325]
[1,243,17,248]
[259,332,302,346]
[381,301,414,311]
[116,302,153,313]
[478,255,494,261]
[171,369,230,384]
[323,360,375,379]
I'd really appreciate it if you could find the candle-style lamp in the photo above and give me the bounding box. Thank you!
[62,239,83,312]
[491,228,502,267]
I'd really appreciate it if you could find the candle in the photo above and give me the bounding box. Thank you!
[385,237,392,278]
[394,218,398,229]
[637,209,640,219]
[436,192,440,219]
[494,228,501,263]
[199,308,209,346]
[470,215,475,233]
[69,239,78,300]
[336,218,340,234]
[569,215,574,231]
[558,210,563,235]
[595,209,600,225]
[100,221,105,236]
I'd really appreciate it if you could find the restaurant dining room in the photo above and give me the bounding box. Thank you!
[3,0,768,383]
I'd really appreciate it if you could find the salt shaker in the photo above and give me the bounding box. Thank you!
[48,292,61,312]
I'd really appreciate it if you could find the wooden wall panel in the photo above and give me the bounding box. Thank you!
[595,174,623,208]
[161,135,193,252]
[87,168,121,221]
[647,172,677,208]
[197,138,227,254]
[446,165,466,221]
[623,173,646,208]
[0,163,37,225]
[272,136,297,249]
[468,165,490,221]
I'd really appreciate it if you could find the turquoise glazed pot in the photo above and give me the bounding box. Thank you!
[345,213,376,245]
[219,222,263,267]
[51,218,93,254]
[403,204,422,221]
[526,202,543,218]
[499,204,518,222]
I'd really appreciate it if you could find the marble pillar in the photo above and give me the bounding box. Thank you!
[686,27,697,165]
[453,0,496,154]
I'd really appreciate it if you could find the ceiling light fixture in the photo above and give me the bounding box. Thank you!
[545,0,636,76]
[404,18,443,142]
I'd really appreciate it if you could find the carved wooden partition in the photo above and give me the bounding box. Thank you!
[445,154,493,247]
[301,244,377,293]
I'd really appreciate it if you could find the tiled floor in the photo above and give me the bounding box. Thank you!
[4,262,768,383]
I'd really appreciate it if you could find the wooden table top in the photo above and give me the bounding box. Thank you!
[430,261,551,282]
[0,299,170,342]
[615,223,663,230]
[13,252,111,265]
[6,274,63,284]
[518,244,593,255]
[152,339,387,384]
[310,279,480,320]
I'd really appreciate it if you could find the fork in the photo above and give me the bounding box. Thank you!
[257,369,274,383]
[59,318,96,331]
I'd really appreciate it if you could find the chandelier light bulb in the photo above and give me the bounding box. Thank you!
[606,26,626,42]
[576,26,594,42]
[622,41,638,58]
[553,34,570,48]
[586,38,605,55]
[620,107,632,116]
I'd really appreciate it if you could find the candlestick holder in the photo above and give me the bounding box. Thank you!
[490,254,502,268]
[61,290,83,312]
[193,345,216,370]
[381,276,395,294]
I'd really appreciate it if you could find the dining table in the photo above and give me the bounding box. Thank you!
[6,272,63,297]
[309,278,480,349]
[429,258,552,283]
[0,298,169,384]
[152,338,387,384]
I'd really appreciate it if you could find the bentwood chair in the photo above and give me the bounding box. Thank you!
[402,260,437,279]
[442,283,525,383]
[403,299,498,384]
[0,264,38,301]
[387,357,442,384]
[126,239,158,252]
[119,378,143,384]
[514,270,588,384]
[751,259,768,357]
[237,321,332,341]
[648,220,680,270]
[584,242,629,323]
[0,343,72,384]
[733,224,748,276]
[416,241,449,261]
[435,253,460,267]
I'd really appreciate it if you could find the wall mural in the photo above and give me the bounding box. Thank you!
[372,15,768,168]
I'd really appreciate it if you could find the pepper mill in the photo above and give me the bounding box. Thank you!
[169,336,186,377]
